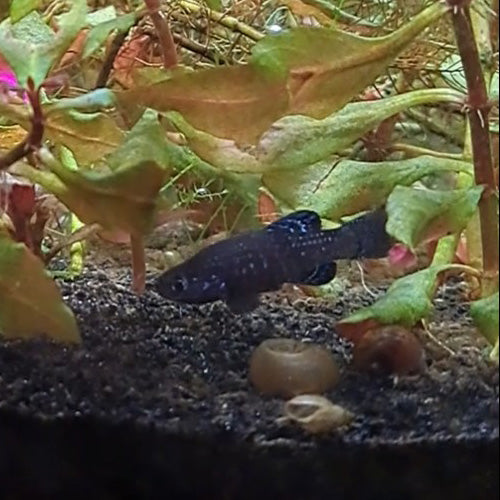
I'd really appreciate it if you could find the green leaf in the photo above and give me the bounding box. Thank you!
[9,0,41,23]
[0,0,87,86]
[263,156,472,220]
[12,147,169,236]
[470,292,499,346]
[255,89,464,170]
[337,265,452,341]
[87,5,117,26]
[83,11,136,59]
[0,231,80,343]
[204,0,222,11]
[48,88,117,112]
[251,2,447,116]
[386,185,484,249]
[167,88,464,171]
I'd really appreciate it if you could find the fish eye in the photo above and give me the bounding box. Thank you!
[172,277,187,293]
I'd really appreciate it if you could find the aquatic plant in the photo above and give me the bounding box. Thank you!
[0,0,498,360]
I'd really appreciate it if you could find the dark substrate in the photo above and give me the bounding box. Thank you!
[0,268,498,500]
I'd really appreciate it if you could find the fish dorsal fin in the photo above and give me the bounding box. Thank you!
[267,210,321,235]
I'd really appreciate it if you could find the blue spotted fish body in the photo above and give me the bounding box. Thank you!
[155,209,390,313]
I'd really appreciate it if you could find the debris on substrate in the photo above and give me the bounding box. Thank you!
[0,268,498,500]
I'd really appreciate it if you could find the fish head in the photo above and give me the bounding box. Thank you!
[154,262,226,305]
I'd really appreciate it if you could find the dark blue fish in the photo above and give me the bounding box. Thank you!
[155,209,391,313]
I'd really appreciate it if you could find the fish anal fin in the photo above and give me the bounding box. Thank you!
[296,262,337,286]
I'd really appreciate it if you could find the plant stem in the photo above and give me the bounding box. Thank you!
[449,1,499,294]
[145,0,178,69]
[178,1,264,41]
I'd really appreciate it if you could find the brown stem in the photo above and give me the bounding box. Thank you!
[145,0,178,69]
[449,1,499,288]
[173,33,227,64]
[130,234,146,294]
[94,29,131,89]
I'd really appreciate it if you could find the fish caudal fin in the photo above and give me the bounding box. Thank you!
[348,209,391,258]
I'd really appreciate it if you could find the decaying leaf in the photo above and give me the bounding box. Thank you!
[0,101,124,166]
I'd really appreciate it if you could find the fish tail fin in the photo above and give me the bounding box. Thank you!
[344,208,391,259]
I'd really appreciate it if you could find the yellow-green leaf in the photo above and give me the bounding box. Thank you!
[12,148,169,236]
[264,156,472,220]
[470,292,499,347]
[337,265,452,339]
[386,185,484,249]
[167,88,464,172]
[0,231,80,343]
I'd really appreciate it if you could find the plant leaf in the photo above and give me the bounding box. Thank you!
[470,292,499,346]
[0,0,87,86]
[115,65,289,145]
[1,101,124,165]
[337,265,452,342]
[386,185,484,249]
[263,156,472,220]
[9,0,41,23]
[167,88,464,171]
[251,2,447,116]
[255,89,463,170]
[12,148,169,236]
[0,231,80,342]
[83,11,136,59]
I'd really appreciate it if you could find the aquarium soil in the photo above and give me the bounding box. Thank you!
[0,267,498,500]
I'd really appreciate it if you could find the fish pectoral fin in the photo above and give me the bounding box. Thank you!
[266,210,321,235]
[296,262,337,286]
[226,294,261,314]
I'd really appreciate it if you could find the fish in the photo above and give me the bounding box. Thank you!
[155,209,391,313]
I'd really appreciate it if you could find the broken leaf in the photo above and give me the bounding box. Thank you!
[470,292,499,346]
[386,185,484,249]
[264,156,472,220]
[0,230,80,342]
[337,265,452,343]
